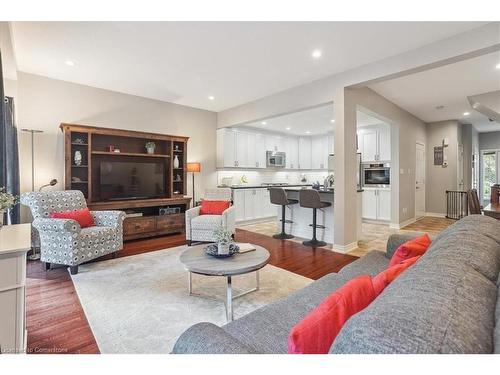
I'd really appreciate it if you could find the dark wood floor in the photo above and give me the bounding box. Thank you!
[26,229,357,354]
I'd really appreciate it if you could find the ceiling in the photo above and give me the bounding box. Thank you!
[236,104,384,136]
[369,51,500,132]
[10,21,487,112]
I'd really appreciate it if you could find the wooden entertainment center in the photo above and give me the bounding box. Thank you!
[60,123,191,241]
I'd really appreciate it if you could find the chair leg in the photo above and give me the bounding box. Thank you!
[112,252,118,259]
[273,205,294,240]
[69,266,79,275]
[187,240,192,246]
[303,208,326,247]
[44,262,51,271]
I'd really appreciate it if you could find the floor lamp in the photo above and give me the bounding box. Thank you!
[21,128,43,260]
[187,162,201,207]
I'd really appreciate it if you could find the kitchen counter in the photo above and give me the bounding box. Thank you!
[218,184,312,190]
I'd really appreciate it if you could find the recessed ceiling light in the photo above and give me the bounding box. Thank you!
[496,63,500,69]
[208,96,215,101]
[330,119,335,123]
[65,60,75,67]
[305,131,311,134]
[285,127,291,130]
[463,112,470,116]
[311,49,322,59]
[261,121,267,125]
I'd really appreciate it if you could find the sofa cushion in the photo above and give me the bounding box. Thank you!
[221,251,390,354]
[190,214,223,229]
[288,275,376,354]
[331,259,498,354]
[433,214,500,246]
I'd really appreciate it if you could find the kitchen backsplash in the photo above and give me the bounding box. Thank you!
[217,170,329,186]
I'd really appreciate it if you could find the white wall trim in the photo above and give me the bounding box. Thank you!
[425,212,446,218]
[331,241,358,254]
[389,217,417,230]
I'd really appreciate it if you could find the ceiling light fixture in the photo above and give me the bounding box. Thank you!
[311,49,322,59]
[208,96,215,101]
[261,121,267,125]
[463,112,470,116]
[330,119,335,123]
[305,131,311,134]
[285,127,291,130]
[65,60,75,67]
[496,63,500,69]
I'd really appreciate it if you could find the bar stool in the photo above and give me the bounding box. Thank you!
[269,188,298,239]
[299,189,331,247]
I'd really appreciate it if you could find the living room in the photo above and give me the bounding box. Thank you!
[1,2,500,374]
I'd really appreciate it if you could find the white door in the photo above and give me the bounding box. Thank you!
[362,190,377,220]
[415,143,426,219]
[254,133,266,169]
[377,127,391,161]
[235,131,247,168]
[377,190,392,221]
[244,189,256,220]
[457,144,464,190]
[361,130,377,162]
[298,137,312,169]
[233,190,245,222]
[287,137,299,169]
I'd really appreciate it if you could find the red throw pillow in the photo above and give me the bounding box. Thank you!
[50,207,95,228]
[373,256,421,295]
[288,275,376,354]
[388,234,431,267]
[199,200,230,215]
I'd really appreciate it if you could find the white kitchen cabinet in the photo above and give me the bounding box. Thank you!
[286,137,299,169]
[298,137,312,170]
[377,190,392,221]
[311,136,330,169]
[235,131,248,168]
[362,189,378,220]
[244,189,256,220]
[217,128,237,168]
[362,188,391,222]
[265,135,284,153]
[233,190,246,222]
[358,125,391,162]
[327,133,334,155]
[254,133,267,168]
[262,188,275,217]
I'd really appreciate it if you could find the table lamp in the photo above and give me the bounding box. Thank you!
[187,162,201,206]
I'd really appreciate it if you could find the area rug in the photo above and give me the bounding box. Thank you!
[70,246,312,354]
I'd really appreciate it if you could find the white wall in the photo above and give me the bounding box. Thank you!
[15,72,218,221]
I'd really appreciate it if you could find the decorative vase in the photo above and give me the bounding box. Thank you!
[74,150,82,166]
[173,155,180,168]
[217,242,230,255]
[145,143,155,154]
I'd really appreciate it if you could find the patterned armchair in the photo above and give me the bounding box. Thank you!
[20,190,125,275]
[185,188,235,245]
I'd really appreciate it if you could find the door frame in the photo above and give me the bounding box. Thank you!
[480,149,500,204]
[415,142,426,219]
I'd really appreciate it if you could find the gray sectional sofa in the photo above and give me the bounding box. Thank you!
[172,215,500,354]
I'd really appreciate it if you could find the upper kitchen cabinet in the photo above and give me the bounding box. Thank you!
[358,124,391,162]
[298,137,312,170]
[311,136,329,169]
[286,137,299,169]
[217,128,237,168]
[216,128,266,168]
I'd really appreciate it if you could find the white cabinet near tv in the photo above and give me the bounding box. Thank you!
[358,124,391,162]
[362,188,391,222]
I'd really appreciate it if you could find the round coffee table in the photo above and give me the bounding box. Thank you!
[180,243,270,322]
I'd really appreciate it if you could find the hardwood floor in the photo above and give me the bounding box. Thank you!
[25,229,357,354]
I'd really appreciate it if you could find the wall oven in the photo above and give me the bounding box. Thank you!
[362,163,390,187]
[266,151,286,168]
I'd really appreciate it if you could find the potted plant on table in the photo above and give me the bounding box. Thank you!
[0,187,17,229]
[213,226,233,256]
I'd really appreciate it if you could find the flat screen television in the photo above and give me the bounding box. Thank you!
[100,161,166,200]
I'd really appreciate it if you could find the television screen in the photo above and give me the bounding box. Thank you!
[100,161,166,200]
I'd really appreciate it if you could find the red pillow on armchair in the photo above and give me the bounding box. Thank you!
[199,200,230,215]
[50,207,95,228]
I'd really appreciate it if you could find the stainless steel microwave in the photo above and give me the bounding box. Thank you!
[362,163,390,187]
[266,151,286,168]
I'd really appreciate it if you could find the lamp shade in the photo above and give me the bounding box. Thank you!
[187,162,201,173]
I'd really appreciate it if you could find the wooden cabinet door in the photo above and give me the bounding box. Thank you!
[298,137,312,169]
[377,127,391,161]
[233,190,246,222]
[362,189,377,220]
[377,190,391,221]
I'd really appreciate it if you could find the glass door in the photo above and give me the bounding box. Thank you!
[481,150,500,203]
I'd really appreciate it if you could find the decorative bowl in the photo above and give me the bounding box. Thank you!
[204,243,240,258]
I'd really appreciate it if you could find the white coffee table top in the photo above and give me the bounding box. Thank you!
[180,243,270,276]
[0,223,32,256]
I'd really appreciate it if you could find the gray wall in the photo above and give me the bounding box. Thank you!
[425,120,460,214]
[15,72,218,222]
[479,131,500,150]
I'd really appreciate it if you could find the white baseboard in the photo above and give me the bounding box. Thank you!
[236,216,277,226]
[331,241,358,254]
[389,217,417,230]
[425,212,446,218]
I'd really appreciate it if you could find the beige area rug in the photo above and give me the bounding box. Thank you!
[70,246,312,354]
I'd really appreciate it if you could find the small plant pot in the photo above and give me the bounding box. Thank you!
[217,242,230,255]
